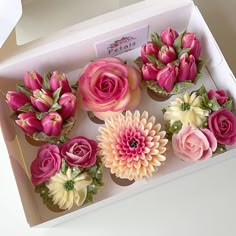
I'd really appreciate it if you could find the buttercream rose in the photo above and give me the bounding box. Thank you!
[208,108,236,145]
[172,126,217,161]
[78,57,141,120]
[61,136,98,167]
[207,90,228,105]
[31,144,61,185]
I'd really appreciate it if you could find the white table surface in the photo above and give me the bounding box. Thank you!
[0,0,236,235]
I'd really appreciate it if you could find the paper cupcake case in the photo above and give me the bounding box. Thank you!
[0,1,236,227]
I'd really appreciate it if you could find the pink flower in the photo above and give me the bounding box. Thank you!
[15,112,43,136]
[172,126,217,162]
[61,136,98,168]
[30,89,53,112]
[160,27,179,46]
[6,91,30,112]
[207,90,228,105]
[58,92,77,120]
[142,63,159,81]
[24,70,43,90]
[158,45,176,64]
[182,32,201,60]
[208,108,236,145]
[141,41,159,63]
[177,53,197,82]
[78,57,141,120]
[156,63,178,93]
[41,112,63,136]
[31,144,61,185]
[49,71,71,94]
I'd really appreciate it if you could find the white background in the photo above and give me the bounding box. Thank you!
[0,0,236,235]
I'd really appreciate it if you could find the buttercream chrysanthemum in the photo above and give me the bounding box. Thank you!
[164,92,209,127]
[46,168,92,210]
[97,110,168,180]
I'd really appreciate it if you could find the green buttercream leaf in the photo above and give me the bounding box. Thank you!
[36,112,47,120]
[48,102,62,112]
[61,159,69,175]
[42,72,52,90]
[71,166,82,178]
[165,120,183,139]
[35,183,53,205]
[193,72,203,84]
[214,143,227,154]
[151,32,163,48]
[145,80,169,95]
[171,80,193,94]
[53,87,62,103]
[17,102,35,112]
[195,85,207,96]
[16,84,33,98]
[134,56,143,71]
[178,47,191,58]
[173,31,185,54]
[197,58,207,73]
[223,98,233,111]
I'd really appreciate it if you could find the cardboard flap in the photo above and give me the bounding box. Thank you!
[0,0,22,48]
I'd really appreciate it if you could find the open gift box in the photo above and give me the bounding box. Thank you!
[0,0,236,227]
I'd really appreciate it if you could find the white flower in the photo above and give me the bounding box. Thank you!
[46,168,92,210]
[164,92,209,127]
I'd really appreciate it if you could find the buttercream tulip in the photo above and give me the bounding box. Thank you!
[15,112,43,136]
[156,64,178,93]
[41,112,63,137]
[160,27,179,46]
[78,57,141,120]
[158,45,176,64]
[31,89,53,112]
[142,63,159,81]
[6,91,30,112]
[182,32,201,60]
[172,126,217,162]
[24,70,43,90]
[58,92,77,119]
[49,71,71,94]
[207,90,228,105]
[177,53,197,82]
[141,41,159,63]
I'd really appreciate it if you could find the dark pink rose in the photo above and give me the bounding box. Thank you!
[142,63,159,81]
[61,136,98,168]
[160,27,179,46]
[207,90,228,105]
[31,144,61,185]
[156,63,178,93]
[208,108,236,145]
[172,126,217,162]
[141,41,159,63]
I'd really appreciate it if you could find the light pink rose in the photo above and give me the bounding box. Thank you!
[208,108,236,145]
[61,136,97,168]
[207,90,228,105]
[31,144,61,185]
[172,126,217,162]
[78,57,141,120]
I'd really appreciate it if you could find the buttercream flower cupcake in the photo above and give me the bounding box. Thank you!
[78,57,142,122]
[135,27,206,101]
[163,85,236,161]
[97,110,168,181]
[31,136,103,211]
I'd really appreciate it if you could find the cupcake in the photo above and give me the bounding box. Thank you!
[97,110,168,181]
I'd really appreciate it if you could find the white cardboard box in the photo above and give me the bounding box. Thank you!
[0,0,235,227]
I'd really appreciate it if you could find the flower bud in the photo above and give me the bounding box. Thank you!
[156,64,178,93]
[160,27,179,46]
[15,112,43,136]
[6,91,30,112]
[141,41,159,63]
[182,32,201,60]
[49,71,71,94]
[58,92,77,119]
[31,89,53,112]
[41,112,63,137]
[177,53,197,82]
[207,90,228,105]
[158,45,176,64]
[142,63,159,81]
[24,70,43,90]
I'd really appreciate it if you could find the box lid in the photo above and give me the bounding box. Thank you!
[0,0,22,48]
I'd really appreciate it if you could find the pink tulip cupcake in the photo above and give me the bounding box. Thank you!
[135,27,206,101]
[78,57,142,122]
[6,70,77,144]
